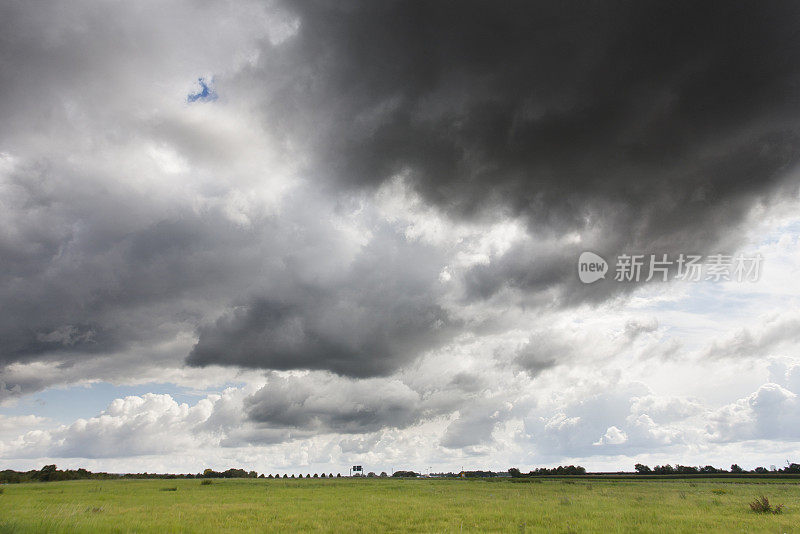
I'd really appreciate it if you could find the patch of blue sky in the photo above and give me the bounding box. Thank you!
[0,381,242,425]
[645,281,762,317]
[750,214,800,248]
[187,77,217,103]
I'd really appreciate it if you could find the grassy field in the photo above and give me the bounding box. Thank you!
[0,477,798,533]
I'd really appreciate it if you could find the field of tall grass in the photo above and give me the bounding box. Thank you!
[0,477,798,532]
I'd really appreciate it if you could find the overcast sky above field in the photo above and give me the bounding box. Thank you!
[2,0,800,475]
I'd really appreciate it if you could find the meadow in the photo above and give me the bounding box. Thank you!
[0,477,798,533]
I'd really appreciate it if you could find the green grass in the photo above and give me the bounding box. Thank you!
[0,477,798,533]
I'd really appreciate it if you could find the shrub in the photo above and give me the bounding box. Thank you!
[0,487,4,495]
[200,479,213,486]
[160,487,178,492]
[749,496,783,514]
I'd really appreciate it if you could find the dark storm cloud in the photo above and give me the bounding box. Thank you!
[257,0,800,301]
[0,191,249,369]
[3,0,800,395]
[188,225,456,377]
[243,374,423,433]
[0,0,287,394]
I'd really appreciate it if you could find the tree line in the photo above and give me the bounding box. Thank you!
[634,463,800,474]
[0,465,349,484]
[508,466,587,477]
[3,462,798,484]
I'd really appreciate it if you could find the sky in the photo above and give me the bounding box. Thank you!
[1,0,800,475]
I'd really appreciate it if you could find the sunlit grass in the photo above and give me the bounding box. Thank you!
[0,477,798,532]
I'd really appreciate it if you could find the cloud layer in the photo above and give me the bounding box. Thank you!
[1,1,800,472]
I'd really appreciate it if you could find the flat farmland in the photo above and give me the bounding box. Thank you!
[1,477,798,533]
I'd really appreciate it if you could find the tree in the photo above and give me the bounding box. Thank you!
[508,468,522,478]
[380,472,388,478]
[634,463,651,474]
[38,465,59,482]
[783,463,800,474]
[653,464,675,475]
[730,464,743,473]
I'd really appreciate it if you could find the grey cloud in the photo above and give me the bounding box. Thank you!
[0,0,277,142]
[441,400,510,449]
[624,319,659,342]
[704,315,800,360]
[236,370,497,444]
[220,428,310,448]
[244,374,423,434]
[0,203,255,366]
[188,225,456,377]
[338,434,382,454]
[253,0,800,304]
[0,0,288,390]
[513,339,560,377]
[510,317,661,376]
[448,372,485,394]
[462,240,586,305]
[2,0,799,435]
